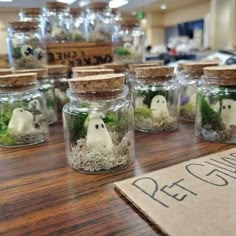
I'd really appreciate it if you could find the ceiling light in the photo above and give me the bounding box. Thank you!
[0,0,13,2]
[56,0,76,4]
[160,4,167,10]
[109,0,128,9]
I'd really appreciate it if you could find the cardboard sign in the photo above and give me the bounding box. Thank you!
[47,42,113,68]
[115,148,236,236]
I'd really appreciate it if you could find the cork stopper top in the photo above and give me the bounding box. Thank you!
[0,73,37,87]
[22,8,42,16]
[70,8,82,16]
[9,21,39,31]
[45,2,68,10]
[73,68,114,77]
[129,61,164,73]
[183,61,219,76]
[0,68,13,76]
[135,66,174,81]
[69,73,125,93]
[15,68,48,80]
[120,19,140,28]
[103,63,126,73]
[47,64,68,75]
[87,2,109,11]
[72,65,105,71]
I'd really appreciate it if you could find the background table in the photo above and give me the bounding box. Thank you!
[0,122,234,236]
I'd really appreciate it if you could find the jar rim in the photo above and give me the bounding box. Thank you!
[9,21,39,31]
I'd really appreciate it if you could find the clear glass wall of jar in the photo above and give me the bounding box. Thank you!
[7,21,47,70]
[85,2,113,42]
[179,62,218,122]
[63,73,135,173]
[44,2,72,42]
[113,20,145,64]
[133,66,179,132]
[195,65,236,144]
[0,73,49,147]
[70,8,86,42]
[15,68,58,124]
[47,64,69,121]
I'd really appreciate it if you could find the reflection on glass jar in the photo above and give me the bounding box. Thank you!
[44,2,72,42]
[85,2,113,42]
[179,62,218,122]
[63,73,135,173]
[195,65,236,144]
[0,73,49,147]
[47,64,69,121]
[7,21,47,70]
[133,66,179,132]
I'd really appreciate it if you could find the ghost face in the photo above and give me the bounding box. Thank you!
[21,45,34,58]
[86,116,114,152]
[28,99,41,112]
[8,107,34,133]
[150,95,169,118]
[221,99,236,127]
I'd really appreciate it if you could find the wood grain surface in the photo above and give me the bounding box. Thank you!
[0,122,234,236]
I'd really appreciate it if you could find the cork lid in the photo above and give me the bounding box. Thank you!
[87,2,109,11]
[0,68,13,76]
[203,65,236,85]
[103,63,126,73]
[15,68,48,80]
[45,2,68,10]
[69,73,125,93]
[135,66,174,81]
[183,61,219,76]
[47,64,68,75]
[73,68,114,77]
[22,8,42,16]
[129,61,164,73]
[9,21,39,31]
[70,8,82,16]
[0,73,37,87]
[120,19,140,28]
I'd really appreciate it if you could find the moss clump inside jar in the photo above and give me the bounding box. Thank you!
[63,73,134,173]
[7,21,47,70]
[0,73,49,147]
[195,66,236,143]
[133,66,179,132]
[179,62,218,122]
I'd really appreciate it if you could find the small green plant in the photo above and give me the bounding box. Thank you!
[0,129,16,145]
[114,47,131,56]
[134,106,152,119]
[181,103,195,113]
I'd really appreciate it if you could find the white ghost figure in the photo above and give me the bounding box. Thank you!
[28,99,41,112]
[51,26,63,38]
[8,108,34,133]
[150,95,169,118]
[86,113,114,152]
[220,99,236,128]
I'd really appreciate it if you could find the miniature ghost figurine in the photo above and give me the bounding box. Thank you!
[150,95,169,118]
[21,45,34,58]
[220,99,236,128]
[28,99,41,112]
[86,113,114,152]
[8,108,34,133]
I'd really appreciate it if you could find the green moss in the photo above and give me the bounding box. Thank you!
[74,33,84,42]
[12,46,22,59]
[46,98,55,109]
[134,106,152,119]
[114,47,131,56]
[181,102,195,113]
[0,129,17,145]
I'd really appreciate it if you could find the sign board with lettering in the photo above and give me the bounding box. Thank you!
[115,148,236,236]
[47,42,113,68]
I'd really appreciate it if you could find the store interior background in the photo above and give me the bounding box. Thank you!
[0,0,235,65]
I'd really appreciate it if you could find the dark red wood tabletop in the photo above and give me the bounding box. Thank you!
[0,122,234,236]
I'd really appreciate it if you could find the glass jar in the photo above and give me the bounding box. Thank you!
[195,65,236,144]
[85,2,113,42]
[0,73,49,147]
[113,20,145,64]
[70,8,86,42]
[7,21,47,70]
[179,62,218,122]
[15,68,58,124]
[63,73,134,173]
[47,64,69,121]
[44,2,72,42]
[133,66,179,132]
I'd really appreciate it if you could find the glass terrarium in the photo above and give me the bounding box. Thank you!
[133,66,179,132]
[179,62,218,122]
[0,73,49,147]
[47,64,69,121]
[44,1,72,42]
[63,73,135,173]
[85,2,113,42]
[113,20,145,64]
[70,8,86,42]
[15,68,58,124]
[7,21,47,70]
[195,65,236,144]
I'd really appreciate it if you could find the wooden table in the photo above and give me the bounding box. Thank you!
[0,122,234,236]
